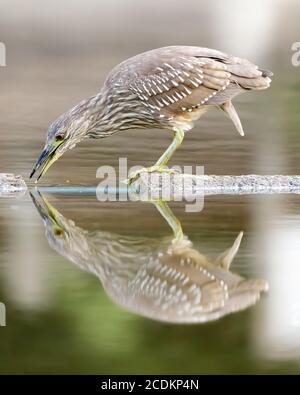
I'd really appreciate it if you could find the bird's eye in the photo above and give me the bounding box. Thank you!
[54,228,64,236]
[55,133,65,141]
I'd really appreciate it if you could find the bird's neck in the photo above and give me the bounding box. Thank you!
[60,92,115,140]
[86,89,119,137]
[83,87,156,138]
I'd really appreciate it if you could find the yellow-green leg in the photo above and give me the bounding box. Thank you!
[126,128,185,185]
[154,200,184,242]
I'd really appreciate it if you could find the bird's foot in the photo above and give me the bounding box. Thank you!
[125,165,179,185]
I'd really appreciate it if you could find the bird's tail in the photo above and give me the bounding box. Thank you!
[220,101,244,137]
[226,62,273,91]
[259,68,273,78]
[230,72,272,90]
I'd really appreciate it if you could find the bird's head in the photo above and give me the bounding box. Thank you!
[30,103,92,181]
[30,191,68,241]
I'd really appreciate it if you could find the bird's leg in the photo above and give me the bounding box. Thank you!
[126,128,185,185]
[154,199,184,243]
[154,127,185,167]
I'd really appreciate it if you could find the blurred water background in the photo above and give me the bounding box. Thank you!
[0,0,300,374]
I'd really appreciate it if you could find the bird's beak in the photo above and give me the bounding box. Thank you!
[30,140,63,181]
[30,191,54,222]
[30,191,65,234]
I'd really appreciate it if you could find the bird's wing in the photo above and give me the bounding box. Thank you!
[111,48,270,116]
[126,55,233,115]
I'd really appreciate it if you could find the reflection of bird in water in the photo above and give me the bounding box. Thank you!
[32,192,268,323]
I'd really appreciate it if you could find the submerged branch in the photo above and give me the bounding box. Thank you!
[0,173,27,197]
[135,173,300,199]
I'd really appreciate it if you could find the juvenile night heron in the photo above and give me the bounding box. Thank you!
[30,46,272,182]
